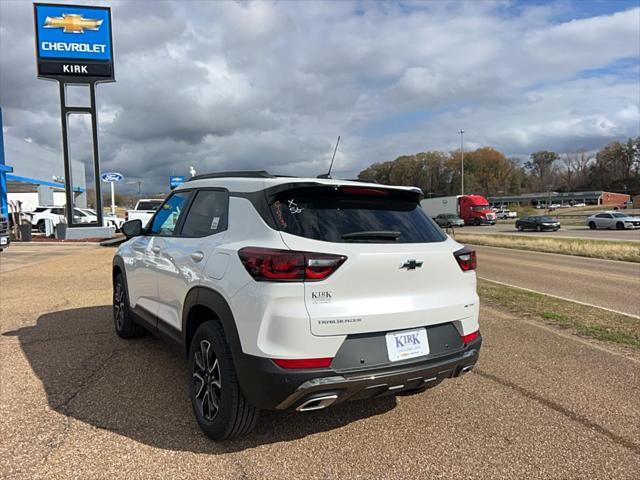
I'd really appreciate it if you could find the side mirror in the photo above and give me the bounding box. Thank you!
[121,219,143,238]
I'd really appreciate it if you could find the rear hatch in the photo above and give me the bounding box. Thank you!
[268,184,478,336]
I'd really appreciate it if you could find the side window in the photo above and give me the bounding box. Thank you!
[149,191,191,236]
[180,190,228,237]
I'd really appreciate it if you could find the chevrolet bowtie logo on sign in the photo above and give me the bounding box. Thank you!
[34,3,114,81]
[44,14,103,34]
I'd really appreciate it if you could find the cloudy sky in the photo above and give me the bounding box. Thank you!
[1,0,639,194]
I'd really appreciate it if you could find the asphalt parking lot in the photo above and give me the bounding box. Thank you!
[1,245,639,479]
[464,222,640,242]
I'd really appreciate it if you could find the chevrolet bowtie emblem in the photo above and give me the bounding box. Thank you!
[44,14,103,33]
[400,260,423,270]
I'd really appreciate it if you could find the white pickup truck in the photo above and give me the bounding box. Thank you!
[125,199,163,226]
[495,209,518,219]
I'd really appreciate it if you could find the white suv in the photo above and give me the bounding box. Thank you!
[113,171,482,440]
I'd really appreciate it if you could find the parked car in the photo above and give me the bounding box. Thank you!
[515,215,560,231]
[124,199,163,226]
[29,206,66,232]
[572,202,586,207]
[434,213,465,228]
[114,171,482,440]
[587,212,640,230]
[75,208,125,231]
[613,201,633,210]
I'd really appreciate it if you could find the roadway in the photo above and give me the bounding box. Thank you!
[1,245,639,479]
[463,223,640,242]
[473,245,640,317]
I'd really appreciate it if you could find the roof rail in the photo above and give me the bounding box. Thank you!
[188,170,275,181]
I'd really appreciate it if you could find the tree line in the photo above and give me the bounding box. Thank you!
[357,137,640,197]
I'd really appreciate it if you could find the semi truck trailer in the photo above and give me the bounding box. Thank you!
[421,195,496,226]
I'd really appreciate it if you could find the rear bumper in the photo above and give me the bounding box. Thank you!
[234,336,481,411]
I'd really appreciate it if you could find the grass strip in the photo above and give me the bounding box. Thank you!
[452,232,640,263]
[478,279,640,350]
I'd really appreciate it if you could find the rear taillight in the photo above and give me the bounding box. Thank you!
[238,247,346,282]
[454,247,477,271]
[272,357,333,369]
[461,330,479,344]
[124,211,128,221]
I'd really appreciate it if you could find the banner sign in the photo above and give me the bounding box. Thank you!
[34,3,114,80]
[101,172,123,182]
[170,175,186,188]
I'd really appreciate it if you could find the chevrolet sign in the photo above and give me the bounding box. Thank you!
[34,4,114,81]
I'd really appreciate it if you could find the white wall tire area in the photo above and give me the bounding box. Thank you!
[188,321,259,440]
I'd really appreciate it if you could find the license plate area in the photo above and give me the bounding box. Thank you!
[385,327,429,362]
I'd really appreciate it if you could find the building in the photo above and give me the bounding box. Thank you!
[488,191,630,208]
[1,109,87,214]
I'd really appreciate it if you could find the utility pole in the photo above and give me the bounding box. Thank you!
[459,129,465,195]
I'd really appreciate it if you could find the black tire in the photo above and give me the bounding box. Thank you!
[113,273,145,338]
[188,321,259,440]
[474,218,481,226]
[616,222,624,230]
[37,220,45,233]
[536,225,542,232]
[517,224,523,231]
[589,221,596,230]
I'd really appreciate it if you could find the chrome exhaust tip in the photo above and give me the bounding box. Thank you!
[296,394,338,412]
[460,365,474,375]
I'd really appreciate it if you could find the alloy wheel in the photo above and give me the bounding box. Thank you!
[193,340,222,421]
[113,281,126,331]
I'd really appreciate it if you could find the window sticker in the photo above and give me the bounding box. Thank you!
[288,199,303,214]
[210,216,220,230]
[273,201,288,228]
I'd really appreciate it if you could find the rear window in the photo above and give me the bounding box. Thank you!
[268,186,445,243]
[137,200,162,211]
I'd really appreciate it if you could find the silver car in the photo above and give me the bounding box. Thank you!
[587,212,640,230]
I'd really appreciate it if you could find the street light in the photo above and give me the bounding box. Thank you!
[459,129,465,196]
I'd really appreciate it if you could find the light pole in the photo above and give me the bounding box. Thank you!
[459,129,465,195]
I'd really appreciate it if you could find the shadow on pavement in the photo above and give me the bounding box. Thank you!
[4,306,396,453]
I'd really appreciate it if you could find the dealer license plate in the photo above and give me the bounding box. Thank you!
[386,328,429,362]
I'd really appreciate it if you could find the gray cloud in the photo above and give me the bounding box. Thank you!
[1,0,638,195]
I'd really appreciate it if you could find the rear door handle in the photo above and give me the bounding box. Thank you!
[191,251,205,263]
[151,246,161,254]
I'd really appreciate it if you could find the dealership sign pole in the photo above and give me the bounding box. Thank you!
[33,3,114,232]
[101,171,123,215]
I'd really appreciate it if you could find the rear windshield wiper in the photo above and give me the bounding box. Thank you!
[341,230,401,241]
